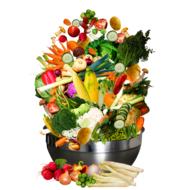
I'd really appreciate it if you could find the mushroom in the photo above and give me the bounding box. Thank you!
[134,68,149,84]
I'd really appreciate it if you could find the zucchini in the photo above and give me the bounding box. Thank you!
[114,120,125,129]
[116,115,126,121]
[106,30,118,42]
[72,19,80,27]
[114,103,131,129]
[62,52,74,64]
[115,63,125,73]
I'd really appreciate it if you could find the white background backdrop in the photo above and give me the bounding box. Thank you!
[0,0,193,189]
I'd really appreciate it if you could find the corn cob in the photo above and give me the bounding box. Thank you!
[84,68,99,104]
[72,71,90,101]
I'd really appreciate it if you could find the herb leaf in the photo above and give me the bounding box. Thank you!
[117,30,153,66]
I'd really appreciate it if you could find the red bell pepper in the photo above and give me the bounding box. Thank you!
[41,70,56,85]
[113,73,127,95]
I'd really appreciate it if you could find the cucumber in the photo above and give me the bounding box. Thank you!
[106,30,118,42]
[117,110,128,117]
[72,19,80,27]
[115,63,125,73]
[114,120,125,129]
[62,53,74,64]
[116,115,126,121]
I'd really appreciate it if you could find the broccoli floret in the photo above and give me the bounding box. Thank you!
[52,108,77,134]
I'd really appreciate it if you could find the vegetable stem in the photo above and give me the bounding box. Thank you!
[37,77,72,93]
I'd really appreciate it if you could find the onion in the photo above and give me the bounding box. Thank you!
[70,170,80,182]
[87,164,100,176]
[59,171,71,185]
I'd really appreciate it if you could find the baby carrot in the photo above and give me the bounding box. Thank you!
[55,137,69,148]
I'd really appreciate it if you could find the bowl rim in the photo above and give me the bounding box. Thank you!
[46,128,144,153]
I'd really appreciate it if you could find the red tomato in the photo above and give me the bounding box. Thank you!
[94,19,108,30]
[47,102,59,114]
[68,26,80,37]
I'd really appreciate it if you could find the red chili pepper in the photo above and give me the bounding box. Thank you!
[41,70,56,85]
[113,74,127,95]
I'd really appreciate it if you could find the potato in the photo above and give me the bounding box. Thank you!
[110,16,121,31]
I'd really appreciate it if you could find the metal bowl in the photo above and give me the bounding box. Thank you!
[46,129,144,165]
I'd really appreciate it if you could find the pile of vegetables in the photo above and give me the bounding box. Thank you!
[35,9,152,150]
[41,159,143,187]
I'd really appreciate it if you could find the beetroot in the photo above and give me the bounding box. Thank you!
[54,169,63,181]
[47,162,57,171]
[41,169,53,180]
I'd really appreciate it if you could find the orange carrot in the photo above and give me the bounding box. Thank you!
[48,47,59,55]
[63,18,71,26]
[104,92,116,108]
[45,53,61,60]
[60,42,67,50]
[136,117,144,131]
[88,47,97,55]
[53,44,64,54]
[55,137,69,148]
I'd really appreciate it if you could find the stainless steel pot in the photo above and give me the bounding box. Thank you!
[46,129,144,165]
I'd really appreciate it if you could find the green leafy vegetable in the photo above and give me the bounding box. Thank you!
[85,36,118,59]
[52,108,77,134]
[124,78,151,96]
[55,158,67,169]
[117,30,153,67]
[34,74,51,102]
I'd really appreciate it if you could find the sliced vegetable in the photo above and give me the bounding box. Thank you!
[106,30,118,42]
[72,19,80,27]
[62,52,74,64]
[115,63,125,73]
[114,103,131,129]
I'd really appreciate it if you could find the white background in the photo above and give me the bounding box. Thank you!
[0,0,193,189]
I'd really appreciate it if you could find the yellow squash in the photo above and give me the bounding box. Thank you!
[84,68,99,104]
